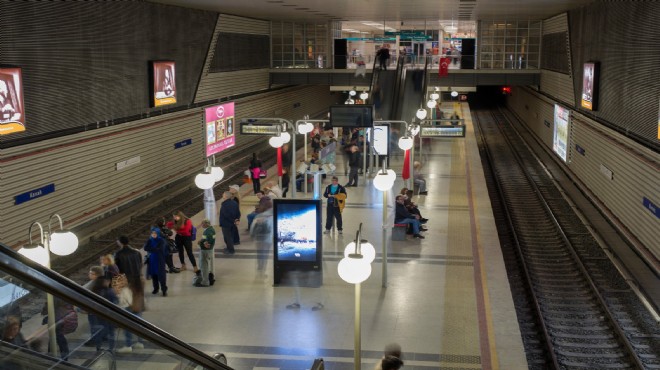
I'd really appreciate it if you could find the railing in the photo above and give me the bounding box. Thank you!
[0,243,232,370]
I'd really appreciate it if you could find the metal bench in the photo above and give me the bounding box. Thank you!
[392,223,408,241]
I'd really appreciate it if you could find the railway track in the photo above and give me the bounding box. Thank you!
[472,107,659,369]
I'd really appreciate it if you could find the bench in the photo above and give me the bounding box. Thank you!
[392,223,408,241]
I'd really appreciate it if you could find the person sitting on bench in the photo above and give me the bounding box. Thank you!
[394,195,426,239]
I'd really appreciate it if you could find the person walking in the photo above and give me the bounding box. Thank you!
[249,198,273,274]
[345,145,360,187]
[249,153,263,194]
[376,46,390,70]
[323,176,347,234]
[219,191,241,255]
[168,211,198,273]
[228,185,241,245]
[114,236,144,289]
[195,219,216,287]
[115,275,145,353]
[144,227,169,296]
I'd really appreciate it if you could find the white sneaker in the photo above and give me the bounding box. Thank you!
[116,346,132,353]
[338,230,343,234]
[323,230,330,234]
[132,342,144,350]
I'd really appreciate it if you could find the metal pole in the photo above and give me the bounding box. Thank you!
[355,282,362,370]
[382,188,388,287]
[44,232,59,358]
[304,133,308,195]
[292,124,297,198]
[362,134,367,178]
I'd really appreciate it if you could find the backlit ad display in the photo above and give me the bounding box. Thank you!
[205,102,236,157]
[273,199,322,263]
[0,68,26,135]
[151,61,177,107]
[553,104,570,162]
[366,124,390,155]
[581,62,599,111]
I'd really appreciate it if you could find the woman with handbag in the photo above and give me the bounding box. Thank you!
[166,211,198,273]
[249,153,263,194]
[156,217,180,273]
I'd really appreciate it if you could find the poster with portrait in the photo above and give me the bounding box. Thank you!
[151,61,177,107]
[0,68,26,135]
[205,102,236,157]
[553,104,570,162]
[581,62,599,111]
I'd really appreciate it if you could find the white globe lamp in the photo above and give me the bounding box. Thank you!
[451,90,459,97]
[410,124,420,137]
[211,166,224,182]
[18,245,49,267]
[194,173,215,189]
[373,169,396,191]
[426,99,437,109]
[280,131,291,144]
[269,136,284,148]
[416,108,427,120]
[49,231,79,256]
[349,89,356,97]
[430,91,440,100]
[298,122,314,134]
[398,136,413,150]
[338,257,372,284]
[359,91,369,100]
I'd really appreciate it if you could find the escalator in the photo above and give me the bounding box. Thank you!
[392,58,426,123]
[0,243,233,370]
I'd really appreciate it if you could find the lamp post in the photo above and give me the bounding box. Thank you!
[292,118,327,198]
[337,224,375,370]
[372,166,396,287]
[18,214,79,358]
[195,157,224,225]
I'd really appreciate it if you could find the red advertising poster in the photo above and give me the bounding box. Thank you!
[0,67,26,135]
[152,61,177,107]
[205,102,236,157]
[439,57,450,77]
[581,62,598,111]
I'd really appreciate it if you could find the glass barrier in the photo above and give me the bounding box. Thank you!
[0,245,230,370]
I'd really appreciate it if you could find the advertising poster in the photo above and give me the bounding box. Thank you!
[152,61,177,107]
[205,102,236,157]
[0,67,26,135]
[553,104,570,162]
[581,62,598,110]
[273,200,321,263]
[366,124,390,155]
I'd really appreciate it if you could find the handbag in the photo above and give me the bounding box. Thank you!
[166,238,178,254]
[259,168,267,178]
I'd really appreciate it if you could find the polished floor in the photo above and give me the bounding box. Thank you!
[120,102,527,369]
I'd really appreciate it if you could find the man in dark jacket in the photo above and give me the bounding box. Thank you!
[114,236,143,287]
[394,195,426,239]
[323,176,347,234]
[219,191,241,254]
[345,145,360,187]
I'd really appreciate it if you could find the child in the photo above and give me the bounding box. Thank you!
[195,219,216,287]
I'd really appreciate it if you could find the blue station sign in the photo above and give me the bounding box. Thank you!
[15,184,55,205]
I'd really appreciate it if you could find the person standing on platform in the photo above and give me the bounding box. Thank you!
[195,219,216,287]
[413,161,428,195]
[249,153,263,194]
[155,217,180,273]
[345,145,360,187]
[219,191,241,255]
[114,236,145,288]
[168,211,198,273]
[323,176,347,234]
[144,227,168,296]
[249,197,273,274]
[229,185,241,245]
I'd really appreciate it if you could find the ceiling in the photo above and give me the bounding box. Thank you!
[150,0,595,31]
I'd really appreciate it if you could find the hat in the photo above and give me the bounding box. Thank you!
[229,184,240,191]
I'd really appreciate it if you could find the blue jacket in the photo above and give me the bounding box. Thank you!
[219,198,241,227]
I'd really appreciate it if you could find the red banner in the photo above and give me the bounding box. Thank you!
[402,149,410,180]
[277,147,283,176]
[439,57,450,77]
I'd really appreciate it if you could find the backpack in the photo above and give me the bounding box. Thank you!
[57,304,78,335]
[191,225,197,241]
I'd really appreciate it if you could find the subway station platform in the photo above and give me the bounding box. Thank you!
[133,103,527,369]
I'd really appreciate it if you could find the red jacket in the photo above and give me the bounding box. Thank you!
[167,219,192,237]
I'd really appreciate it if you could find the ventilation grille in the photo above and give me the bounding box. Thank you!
[209,33,271,72]
[541,32,570,74]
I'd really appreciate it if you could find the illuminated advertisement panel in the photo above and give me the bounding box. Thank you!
[581,62,599,110]
[553,104,570,162]
[366,124,390,155]
[273,199,322,264]
[205,102,236,157]
[0,67,26,135]
[151,61,177,107]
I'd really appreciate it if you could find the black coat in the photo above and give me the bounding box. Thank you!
[219,198,241,227]
[114,246,143,287]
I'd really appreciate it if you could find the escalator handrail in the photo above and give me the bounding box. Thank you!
[419,56,430,112]
[367,56,379,105]
[390,55,406,120]
[0,243,233,370]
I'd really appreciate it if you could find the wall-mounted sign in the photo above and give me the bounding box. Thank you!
[599,164,613,180]
[240,123,280,135]
[581,62,599,111]
[116,156,141,171]
[420,126,466,137]
[150,61,177,107]
[175,138,192,149]
[0,67,26,135]
[575,144,585,156]
[642,197,659,219]
[553,104,570,162]
[205,102,236,157]
[15,184,55,205]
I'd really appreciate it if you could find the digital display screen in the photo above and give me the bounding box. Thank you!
[420,126,466,137]
[0,67,26,136]
[553,104,570,162]
[205,102,236,157]
[330,105,374,127]
[151,61,177,107]
[581,62,599,111]
[273,199,321,262]
[366,124,390,155]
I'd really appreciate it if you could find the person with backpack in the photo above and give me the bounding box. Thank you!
[155,217,180,273]
[41,297,77,360]
[85,266,117,351]
[167,211,198,273]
